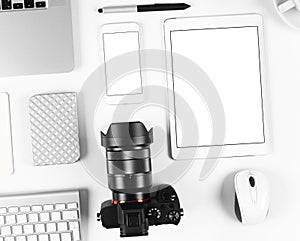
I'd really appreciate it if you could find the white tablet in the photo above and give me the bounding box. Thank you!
[164,14,271,160]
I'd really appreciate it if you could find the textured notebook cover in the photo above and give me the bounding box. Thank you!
[29,93,80,166]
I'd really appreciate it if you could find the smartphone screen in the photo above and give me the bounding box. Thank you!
[103,30,143,97]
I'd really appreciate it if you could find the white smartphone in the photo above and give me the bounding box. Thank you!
[101,22,144,105]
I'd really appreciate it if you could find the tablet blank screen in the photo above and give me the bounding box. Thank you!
[170,26,265,147]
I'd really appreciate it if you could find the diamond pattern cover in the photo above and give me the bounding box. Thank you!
[29,93,80,166]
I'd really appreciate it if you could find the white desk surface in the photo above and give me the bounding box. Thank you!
[1,0,300,240]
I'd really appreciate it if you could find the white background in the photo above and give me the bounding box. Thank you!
[0,0,300,240]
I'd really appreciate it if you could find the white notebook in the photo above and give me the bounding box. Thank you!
[0,93,14,176]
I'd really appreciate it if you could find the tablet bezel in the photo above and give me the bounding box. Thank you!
[164,14,271,160]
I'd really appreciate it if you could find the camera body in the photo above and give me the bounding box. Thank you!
[97,185,184,237]
[99,122,184,237]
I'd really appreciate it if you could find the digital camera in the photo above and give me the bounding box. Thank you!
[97,122,184,237]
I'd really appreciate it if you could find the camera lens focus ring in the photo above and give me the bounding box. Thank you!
[101,122,154,203]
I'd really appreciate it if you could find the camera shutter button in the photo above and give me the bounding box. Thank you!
[162,192,172,202]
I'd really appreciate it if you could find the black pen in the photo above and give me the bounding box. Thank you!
[98,3,191,14]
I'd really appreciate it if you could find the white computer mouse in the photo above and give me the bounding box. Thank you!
[234,170,270,225]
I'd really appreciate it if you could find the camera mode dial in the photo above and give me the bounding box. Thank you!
[147,207,162,219]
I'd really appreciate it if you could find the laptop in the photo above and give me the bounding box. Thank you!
[0,0,74,77]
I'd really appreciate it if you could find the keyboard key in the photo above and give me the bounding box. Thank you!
[40,212,50,222]
[23,224,34,234]
[0,237,3,241]
[12,225,23,235]
[46,222,57,232]
[55,204,66,210]
[0,207,7,214]
[1,226,11,235]
[51,212,61,221]
[62,210,78,220]
[27,235,38,241]
[31,205,42,212]
[69,221,81,240]
[6,214,16,224]
[28,213,39,222]
[35,1,46,8]
[57,222,68,231]
[19,206,30,213]
[0,215,4,224]
[4,237,14,241]
[13,3,23,9]
[35,223,45,233]
[8,207,19,213]
[67,203,78,209]
[44,204,54,211]
[38,234,49,241]
[61,232,72,241]
[24,0,34,8]
[16,236,26,241]
[49,234,60,241]
[16,214,27,223]
[1,0,12,10]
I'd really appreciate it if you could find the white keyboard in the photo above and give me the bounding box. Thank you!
[0,191,81,241]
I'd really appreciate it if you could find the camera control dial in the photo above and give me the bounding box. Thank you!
[168,210,181,222]
[147,207,162,219]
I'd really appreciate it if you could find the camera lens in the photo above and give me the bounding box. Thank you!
[101,122,153,203]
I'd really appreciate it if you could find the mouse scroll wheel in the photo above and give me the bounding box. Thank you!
[249,176,255,187]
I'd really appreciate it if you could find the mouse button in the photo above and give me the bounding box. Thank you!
[257,185,270,207]
[235,171,248,186]
[234,181,245,200]
[255,174,270,198]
